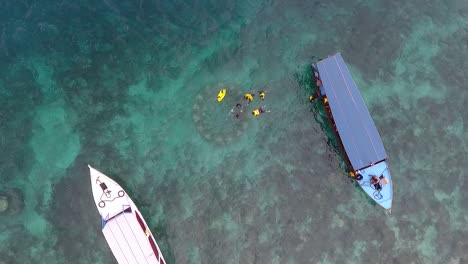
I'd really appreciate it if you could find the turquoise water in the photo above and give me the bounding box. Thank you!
[0,0,467,263]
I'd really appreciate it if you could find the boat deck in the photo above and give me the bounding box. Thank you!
[103,210,165,264]
[355,161,393,210]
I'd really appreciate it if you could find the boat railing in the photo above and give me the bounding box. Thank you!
[355,159,387,172]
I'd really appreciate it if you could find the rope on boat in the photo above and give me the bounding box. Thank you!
[373,191,383,200]
[379,167,388,177]
[99,189,126,207]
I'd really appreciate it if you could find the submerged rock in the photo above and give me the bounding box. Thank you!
[0,188,24,216]
[0,195,7,212]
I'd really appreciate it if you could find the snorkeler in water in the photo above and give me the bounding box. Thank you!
[244,93,254,103]
[309,92,320,102]
[258,90,266,100]
[252,105,270,117]
[231,102,243,119]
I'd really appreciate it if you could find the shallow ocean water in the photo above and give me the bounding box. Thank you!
[0,0,467,263]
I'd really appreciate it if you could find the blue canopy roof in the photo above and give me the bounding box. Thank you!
[317,53,387,170]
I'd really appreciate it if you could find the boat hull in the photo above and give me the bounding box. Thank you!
[89,165,166,264]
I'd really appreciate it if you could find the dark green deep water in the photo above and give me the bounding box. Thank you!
[0,0,467,263]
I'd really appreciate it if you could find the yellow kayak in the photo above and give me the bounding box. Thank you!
[217,88,226,102]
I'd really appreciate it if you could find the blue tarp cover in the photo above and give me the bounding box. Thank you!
[317,53,387,169]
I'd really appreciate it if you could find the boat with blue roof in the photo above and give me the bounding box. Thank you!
[310,53,393,213]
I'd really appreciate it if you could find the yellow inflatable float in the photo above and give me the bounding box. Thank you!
[217,88,226,102]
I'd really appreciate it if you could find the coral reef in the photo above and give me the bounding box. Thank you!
[192,85,249,145]
[0,188,24,216]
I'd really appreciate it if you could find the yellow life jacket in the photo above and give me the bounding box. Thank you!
[244,93,253,101]
[252,109,260,116]
[259,91,265,99]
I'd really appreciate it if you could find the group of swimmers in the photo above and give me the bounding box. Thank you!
[232,90,270,119]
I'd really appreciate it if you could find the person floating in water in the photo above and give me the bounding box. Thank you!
[244,93,254,103]
[309,91,322,102]
[258,90,266,100]
[309,94,316,102]
[252,105,270,117]
[370,175,382,191]
[232,103,243,119]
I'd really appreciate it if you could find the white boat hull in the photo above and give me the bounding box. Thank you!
[89,165,166,264]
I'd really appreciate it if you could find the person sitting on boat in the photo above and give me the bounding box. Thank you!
[252,106,270,117]
[353,170,364,180]
[258,90,266,100]
[244,93,254,103]
[316,79,322,87]
[370,175,382,191]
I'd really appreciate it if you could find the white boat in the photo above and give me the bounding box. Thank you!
[89,165,166,264]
